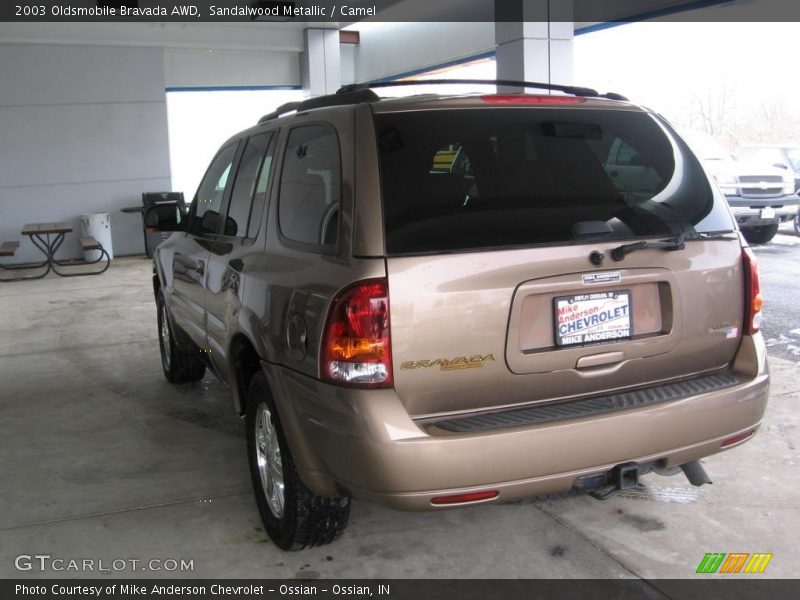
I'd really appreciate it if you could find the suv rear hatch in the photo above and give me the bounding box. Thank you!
[373,99,744,418]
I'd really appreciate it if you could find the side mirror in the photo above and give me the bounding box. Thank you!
[200,210,238,236]
[144,202,186,232]
[200,210,220,233]
[224,215,237,236]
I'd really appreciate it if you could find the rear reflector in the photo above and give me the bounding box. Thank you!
[721,429,755,448]
[481,94,586,105]
[742,247,763,335]
[431,490,499,505]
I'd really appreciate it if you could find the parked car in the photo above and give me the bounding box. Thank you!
[681,132,798,244]
[736,144,800,236]
[146,82,770,550]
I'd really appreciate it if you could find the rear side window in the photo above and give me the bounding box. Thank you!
[278,124,341,250]
[375,108,732,255]
[226,132,274,238]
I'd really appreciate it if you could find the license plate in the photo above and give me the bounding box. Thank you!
[761,207,776,219]
[554,291,632,347]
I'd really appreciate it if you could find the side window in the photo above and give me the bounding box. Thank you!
[431,144,460,173]
[278,125,341,249]
[787,149,800,171]
[607,138,637,166]
[603,137,664,200]
[431,143,473,178]
[193,143,237,234]
[424,142,474,210]
[226,133,274,238]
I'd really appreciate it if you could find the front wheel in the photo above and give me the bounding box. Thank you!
[156,290,206,383]
[794,213,800,236]
[742,223,779,245]
[246,373,350,550]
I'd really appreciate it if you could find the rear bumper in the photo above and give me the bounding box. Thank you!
[727,194,799,225]
[263,335,769,510]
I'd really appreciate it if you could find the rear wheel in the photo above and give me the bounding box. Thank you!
[794,213,800,236]
[246,373,350,550]
[742,223,779,245]
[157,290,206,383]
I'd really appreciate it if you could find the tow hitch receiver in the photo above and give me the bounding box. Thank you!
[576,462,642,501]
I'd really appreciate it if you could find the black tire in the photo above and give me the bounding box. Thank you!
[156,290,206,383]
[794,214,800,236]
[246,373,350,550]
[742,223,779,245]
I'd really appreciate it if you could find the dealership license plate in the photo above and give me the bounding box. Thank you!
[554,291,632,347]
[761,207,776,219]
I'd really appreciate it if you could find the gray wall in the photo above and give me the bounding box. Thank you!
[353,23,495,81]
[164,48,300,88]
[0,44,171,262]
[0,22,506,265]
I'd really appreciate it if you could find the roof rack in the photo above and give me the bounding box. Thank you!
[258,101,301,123]
[257,79,628,124]
[257,89,380,123]
[338,78,628,101]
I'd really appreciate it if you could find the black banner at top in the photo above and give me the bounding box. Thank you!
[2,0,800,23]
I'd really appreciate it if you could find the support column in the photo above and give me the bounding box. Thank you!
[495,0,574,93]
[300,28,341,98]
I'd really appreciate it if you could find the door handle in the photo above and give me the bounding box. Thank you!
[195,260,205,276]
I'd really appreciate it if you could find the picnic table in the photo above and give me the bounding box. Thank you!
[0,222,110,281]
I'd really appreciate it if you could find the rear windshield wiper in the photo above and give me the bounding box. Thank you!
[611,231,736,262]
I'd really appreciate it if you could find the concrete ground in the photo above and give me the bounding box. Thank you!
[1,235,798,580]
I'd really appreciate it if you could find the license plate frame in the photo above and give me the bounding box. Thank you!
[760,207,776,220]
[554,290,633,347]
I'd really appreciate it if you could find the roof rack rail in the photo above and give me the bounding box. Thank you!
[338,79,627,101]
[257,89,381,124]
[258,101,301,123]
[256,81,627,124]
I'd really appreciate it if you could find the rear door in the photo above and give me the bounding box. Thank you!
[374,104,743,418]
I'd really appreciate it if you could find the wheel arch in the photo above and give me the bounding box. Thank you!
[229,333,263,416]
[152,264,161,298]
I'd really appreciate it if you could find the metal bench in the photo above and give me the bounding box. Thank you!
[0,241,20,257]
[0,239,51,281]
[50,236,111,277]
[80,236,103,251]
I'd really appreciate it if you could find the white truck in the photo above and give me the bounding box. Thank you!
[684,132,798,244]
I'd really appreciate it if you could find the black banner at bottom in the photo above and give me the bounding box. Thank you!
[4,579,800,600]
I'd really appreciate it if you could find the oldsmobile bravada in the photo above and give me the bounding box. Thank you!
[147,80,770,549]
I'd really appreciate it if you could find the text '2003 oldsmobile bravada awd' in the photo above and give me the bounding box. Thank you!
[146,80,770,550]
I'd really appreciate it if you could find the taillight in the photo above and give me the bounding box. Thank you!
[480,94,586,105]
[742,247,763,335]
[321,278,393,387]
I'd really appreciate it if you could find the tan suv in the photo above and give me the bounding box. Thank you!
[147,80,770,551]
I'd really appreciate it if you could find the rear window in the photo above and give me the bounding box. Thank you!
[374,108,732,255]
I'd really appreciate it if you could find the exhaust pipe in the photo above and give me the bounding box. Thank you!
[681,461,712,487]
